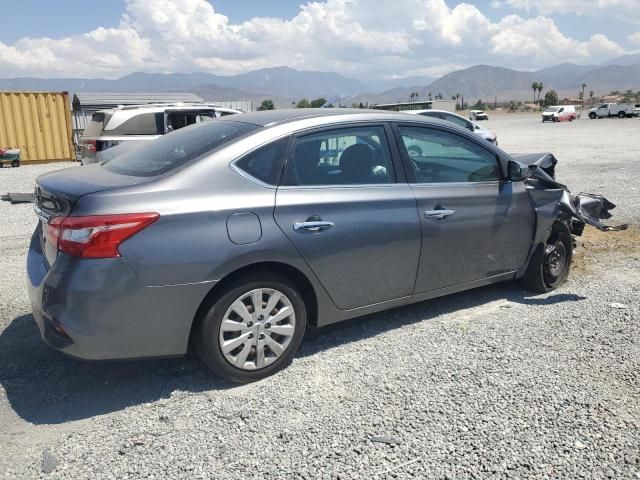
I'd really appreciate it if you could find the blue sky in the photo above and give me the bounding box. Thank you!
[0,0,638,79]
[1,1,302,42]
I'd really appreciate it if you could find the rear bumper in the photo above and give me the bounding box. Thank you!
[27,229,213,360]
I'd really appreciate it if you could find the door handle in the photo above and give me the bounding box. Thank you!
[424,209,456,220]
[293,220,335,232]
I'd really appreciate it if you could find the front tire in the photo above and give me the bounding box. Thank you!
[195,273,307,383]
[519,224,572,293]
[589,112,596,119]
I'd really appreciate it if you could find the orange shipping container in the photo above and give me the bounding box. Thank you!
[0,91,74,163]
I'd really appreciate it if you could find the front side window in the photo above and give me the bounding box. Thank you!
[398,126,501,184]
[283,126,394,186]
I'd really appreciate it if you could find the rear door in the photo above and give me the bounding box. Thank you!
[274,124,421,310]
[394,124,533,293]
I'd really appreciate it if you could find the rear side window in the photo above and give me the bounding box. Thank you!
[283,126,395,186]
[234,137,290,186]
[104,113,164,136]
[103,121,259,177]
[82,112,111,136]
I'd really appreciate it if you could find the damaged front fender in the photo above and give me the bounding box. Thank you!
[512,152,627,235]
[511,152,626,279]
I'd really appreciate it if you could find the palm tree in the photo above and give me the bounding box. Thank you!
[531,82,539,103]
[537,83,544,105]
[455,93,460,109]
[589,90,594,106]
[581,83,587,106]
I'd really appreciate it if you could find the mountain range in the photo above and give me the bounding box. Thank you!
[0,54,637,107]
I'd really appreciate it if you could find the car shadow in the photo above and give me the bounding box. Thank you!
[299,283,586,357]
[0,282,585,425]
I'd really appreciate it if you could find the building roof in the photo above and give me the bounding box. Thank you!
[72,92,203,110]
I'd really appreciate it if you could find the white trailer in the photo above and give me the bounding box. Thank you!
[588,103,635,119]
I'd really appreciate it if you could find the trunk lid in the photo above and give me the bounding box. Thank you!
[34,164,149,265]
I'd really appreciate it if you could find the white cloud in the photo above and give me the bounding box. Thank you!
[490,16,624,63]
[629,32,640,46]
[0,0,629,78]
[499,0,639,15]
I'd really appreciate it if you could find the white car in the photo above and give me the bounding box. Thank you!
[79,103,242,164]
[403,109,498,145]
[542,105,578,122]
[469,110,489,121]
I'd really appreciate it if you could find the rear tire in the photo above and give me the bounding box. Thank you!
[195,273,307,383]
[618,111,626,118]
[519,224,572,293]
[11,159,19,168]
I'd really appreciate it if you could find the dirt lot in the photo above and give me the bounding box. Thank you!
[0,114,639,479]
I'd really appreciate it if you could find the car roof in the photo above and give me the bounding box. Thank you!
[401,109,464,116]
[216,108,439,127]
[96,104,241,115]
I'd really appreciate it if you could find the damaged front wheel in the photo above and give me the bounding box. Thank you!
[520,224,573,293]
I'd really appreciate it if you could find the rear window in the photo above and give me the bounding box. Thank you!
[103,121,259,177]
[82,112,111,137]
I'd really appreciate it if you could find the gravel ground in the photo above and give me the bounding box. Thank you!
[0,114,638,479]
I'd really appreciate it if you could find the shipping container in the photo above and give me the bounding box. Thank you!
[0,91,74,163]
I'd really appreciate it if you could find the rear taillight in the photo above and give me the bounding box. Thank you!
[85,140,97,153]
[46,213,159,259]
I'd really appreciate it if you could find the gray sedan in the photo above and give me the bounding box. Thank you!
[27,109,617,383]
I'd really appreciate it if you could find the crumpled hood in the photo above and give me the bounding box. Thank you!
[512,152,627,233]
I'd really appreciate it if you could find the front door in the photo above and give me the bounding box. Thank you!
[394,124,534,293]
[274,124,421,310]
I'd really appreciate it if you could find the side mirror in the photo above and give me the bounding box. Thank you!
[508,160,530,182]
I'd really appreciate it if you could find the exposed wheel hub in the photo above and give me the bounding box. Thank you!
[544,238,567,283]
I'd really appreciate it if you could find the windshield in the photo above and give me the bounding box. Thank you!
[103,120,259,177]
[544,107,559,113]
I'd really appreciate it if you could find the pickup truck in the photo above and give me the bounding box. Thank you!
[588,103,636,119]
